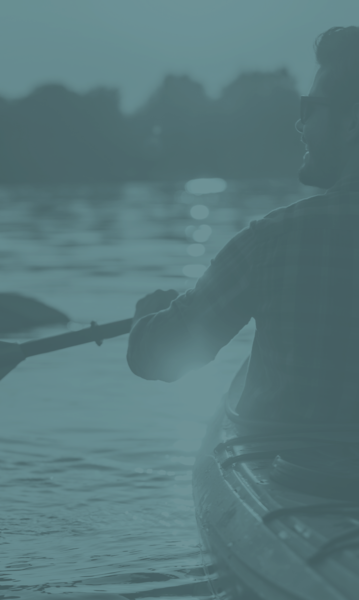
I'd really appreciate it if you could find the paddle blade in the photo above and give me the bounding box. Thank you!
[0,341,25,380]
[0,293,69,334]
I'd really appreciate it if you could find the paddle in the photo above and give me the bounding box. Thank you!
[0,318,133,381]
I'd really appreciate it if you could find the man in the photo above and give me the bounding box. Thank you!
[127,26,359,429]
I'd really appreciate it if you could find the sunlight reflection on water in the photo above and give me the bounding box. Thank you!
[189,205,210,220]
[0,179,308,599]
[192,225,212,243]
[185,178,227,196]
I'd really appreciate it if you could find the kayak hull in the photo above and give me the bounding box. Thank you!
[193,359,359,600]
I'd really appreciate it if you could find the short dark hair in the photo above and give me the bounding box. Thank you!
[314,26,359,104]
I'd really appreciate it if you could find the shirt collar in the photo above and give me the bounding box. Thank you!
[326,174,359,194]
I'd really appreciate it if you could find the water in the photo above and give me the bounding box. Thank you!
[0,179,310,599]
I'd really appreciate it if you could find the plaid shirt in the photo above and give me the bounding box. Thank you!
[127,176,359,429]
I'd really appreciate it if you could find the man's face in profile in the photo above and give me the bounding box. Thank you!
[296,67,348,190]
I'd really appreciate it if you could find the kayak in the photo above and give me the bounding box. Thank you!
[193,357,359,600]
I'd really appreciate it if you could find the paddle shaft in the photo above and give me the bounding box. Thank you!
[20,318,133,358]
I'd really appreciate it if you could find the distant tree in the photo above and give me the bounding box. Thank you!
[0,85,129,184]
[214,68,303,178]
[127,74,213,180]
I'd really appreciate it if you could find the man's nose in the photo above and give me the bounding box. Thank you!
[295,118,303,133]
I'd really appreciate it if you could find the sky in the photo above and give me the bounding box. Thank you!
[0,0,358,113]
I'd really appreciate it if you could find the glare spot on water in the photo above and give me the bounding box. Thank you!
[190,205,209,220]
[192,224,212,242]
[182,264,206,278]
[187,243,205,257]
[185,225,196,238]
[185,178,227,195]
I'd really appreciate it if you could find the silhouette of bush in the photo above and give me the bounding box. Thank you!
[213,68,302,178]
[0,69,303,183]
[0,85,129,184]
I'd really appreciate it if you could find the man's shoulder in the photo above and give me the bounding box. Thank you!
[220,191,342,258]
[251,192,334,237]
[262,192,329,222]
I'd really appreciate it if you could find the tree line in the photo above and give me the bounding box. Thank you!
[0,68,304,184]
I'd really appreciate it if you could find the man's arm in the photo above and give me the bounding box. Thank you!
[127,224,257,382]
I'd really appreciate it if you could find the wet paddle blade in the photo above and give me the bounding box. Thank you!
[0,341,25,380]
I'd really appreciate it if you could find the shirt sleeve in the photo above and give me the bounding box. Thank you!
[127,221,258,382]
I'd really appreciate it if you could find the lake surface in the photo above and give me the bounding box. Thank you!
[0,179,314,599]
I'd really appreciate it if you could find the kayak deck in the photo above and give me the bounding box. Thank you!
[193,360,359,600]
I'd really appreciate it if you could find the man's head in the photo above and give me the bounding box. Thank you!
[296,26,359,189]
